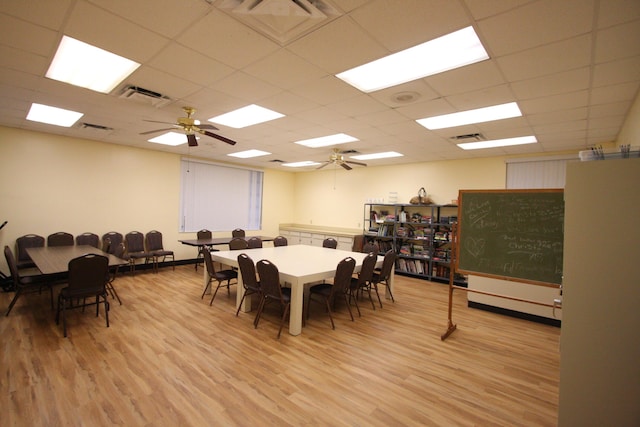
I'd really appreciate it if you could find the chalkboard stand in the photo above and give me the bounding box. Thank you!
[441,223,458,340]
[441,190,564,341]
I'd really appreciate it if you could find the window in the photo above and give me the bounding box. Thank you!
[506,155,577,189]
[180,159,263,232]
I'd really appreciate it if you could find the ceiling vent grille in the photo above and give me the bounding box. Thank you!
[118,85,172,107]
[449,133,485,142]
[77,122,113,132]
[215,0,342,45]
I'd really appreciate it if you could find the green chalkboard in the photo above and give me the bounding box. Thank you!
[457,189,564,286]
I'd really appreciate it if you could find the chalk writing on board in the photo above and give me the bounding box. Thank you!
[457,190,564,285]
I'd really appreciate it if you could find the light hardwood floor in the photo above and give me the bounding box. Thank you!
[1,264,560,426]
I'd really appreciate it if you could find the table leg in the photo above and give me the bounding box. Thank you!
[288,280,303,336]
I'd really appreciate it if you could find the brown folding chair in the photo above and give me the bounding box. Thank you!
[201,249,238,306]
[255,259,291,339]
[306,257,356,329]
[55,253,110,337]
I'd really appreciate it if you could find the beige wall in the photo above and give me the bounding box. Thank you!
[0,126,294,268]
[291,157,506,230]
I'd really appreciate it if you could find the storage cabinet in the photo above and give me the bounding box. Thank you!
[278,227,354,251]
[363,203,466,285]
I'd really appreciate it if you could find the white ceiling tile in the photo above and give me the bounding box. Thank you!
[178,9,281,69]
[511,68,591,100]
[497,34,592,82]
[590,82,640,105]
[0,0,72,30]
[149,44,235,87]
[593,55,640,87]
[286,16,388,73]
[477,0,595,56]
[64,1,169,63]
[209,71,282,104]
[349,0,470,51]
[425,60,505,97]
[243,49,327,89]
[595,20,640,63]
[597,0,640,28]
[88,0,210,38]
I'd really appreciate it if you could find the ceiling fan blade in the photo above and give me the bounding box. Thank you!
[196,123,218,130]
[199,129,237,145]
[143,119,177,125]
[140,128,177,135]
[187,134,198,147]
[316,162,331,170]
[340,162,352,170]
[345,160,367,167]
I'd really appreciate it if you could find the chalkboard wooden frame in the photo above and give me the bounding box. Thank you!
[456,189,564,287]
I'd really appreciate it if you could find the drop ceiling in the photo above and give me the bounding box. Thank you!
[1,0,639,170]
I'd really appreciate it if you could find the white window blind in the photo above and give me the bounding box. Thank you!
[506,156,576,189]
[180,159,263,232]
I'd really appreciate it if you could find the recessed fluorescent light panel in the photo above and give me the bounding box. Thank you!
[26,103,83,127]
[336,26,489,93]
[148,132,190,146]
[208,104,284,128]
[282,161,321,168]
[457,136,537,150]
[294,133,358,148]
[417,102,522,130]
[228,149,271,158]
[351,152,404,160]
[46,35,140,93]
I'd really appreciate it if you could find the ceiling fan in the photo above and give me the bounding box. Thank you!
[317,148,367,170]
[140,106,237,147]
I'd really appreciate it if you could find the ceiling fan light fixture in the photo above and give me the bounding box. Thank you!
[293,133,358,148]
[148,132,193,146]
[208,104,284,128]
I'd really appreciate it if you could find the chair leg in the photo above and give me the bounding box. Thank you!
[201,278,212,299]
[372,283,383,308]
[104,297,110,328]
[254,295,267,328]
[342,294,355,321]
[349,290,361,317]
[236,288,248,317]
[324,297,335,330]
[5,288,23,316]
[277,303,290,339]
[384,281,395,303]
[209,281,223,306]
[107,282,122,305]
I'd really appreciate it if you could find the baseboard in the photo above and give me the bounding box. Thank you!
[467,301,561,327]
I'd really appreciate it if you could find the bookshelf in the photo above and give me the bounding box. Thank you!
[363,203,466,285]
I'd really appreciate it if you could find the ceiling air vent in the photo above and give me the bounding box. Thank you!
[78,122,113,132]
[449,133,485,142]
[119,85,171,107]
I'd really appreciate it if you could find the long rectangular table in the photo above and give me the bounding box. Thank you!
[210,245,390,336]
[179,236,274,248]
[26,245,127,275]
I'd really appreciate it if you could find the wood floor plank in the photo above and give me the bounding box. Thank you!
[1,264,560,426]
